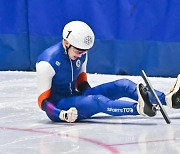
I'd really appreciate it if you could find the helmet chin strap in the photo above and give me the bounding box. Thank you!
[65,45,72,55]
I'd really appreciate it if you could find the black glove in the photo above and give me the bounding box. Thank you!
[77,81,91,92]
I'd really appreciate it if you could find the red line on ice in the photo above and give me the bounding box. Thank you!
[107,138,179,146]
[0,126,120,154]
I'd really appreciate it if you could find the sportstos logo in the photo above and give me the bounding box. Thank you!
[107,107,133,113]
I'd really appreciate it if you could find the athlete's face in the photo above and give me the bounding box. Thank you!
[63,40,87,60]
[69,46,87,60]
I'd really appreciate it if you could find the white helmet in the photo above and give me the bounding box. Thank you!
[62,21,95,50]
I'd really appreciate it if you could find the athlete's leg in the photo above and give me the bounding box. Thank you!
[83,79,166,105]
[150,90,166,105]
[57,95,139,119]
[83,79,137,100]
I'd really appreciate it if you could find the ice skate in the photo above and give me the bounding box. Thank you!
[137,83,157,117]
[166,75,180,109]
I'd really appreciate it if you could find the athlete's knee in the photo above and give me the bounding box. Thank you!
[92,95,106,101]
[114,78,135,87]
[91,95,110,108]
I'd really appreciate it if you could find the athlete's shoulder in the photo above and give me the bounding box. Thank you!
[37,42,64,63]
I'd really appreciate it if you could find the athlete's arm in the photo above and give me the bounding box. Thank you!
[36,61,78,122]
[36,61,61,121]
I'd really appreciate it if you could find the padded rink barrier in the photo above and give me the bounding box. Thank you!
[0,0,180,76]
[88,40,180,77]
[0,0,30,70]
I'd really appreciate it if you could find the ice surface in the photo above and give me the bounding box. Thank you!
[0,71,180,154]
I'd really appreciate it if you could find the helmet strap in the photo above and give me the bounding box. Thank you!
[65,45,72,55]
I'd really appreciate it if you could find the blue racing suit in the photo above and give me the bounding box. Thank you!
[36,42,166,122]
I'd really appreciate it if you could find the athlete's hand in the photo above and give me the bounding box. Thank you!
[60,107,78,123]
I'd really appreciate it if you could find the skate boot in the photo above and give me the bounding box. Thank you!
[137,83,157,117]
[166,75,180,109]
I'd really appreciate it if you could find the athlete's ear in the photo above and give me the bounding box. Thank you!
[63,39,70,47]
